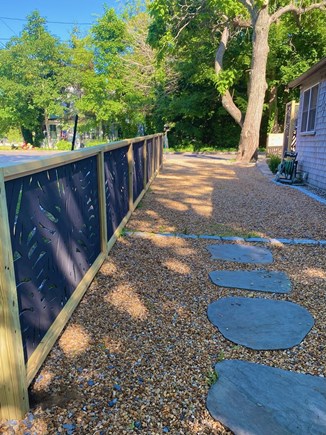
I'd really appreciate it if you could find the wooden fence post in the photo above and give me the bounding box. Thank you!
[97,151,108,254]
[156,135,160,173]
[159,134,163,169]
[0,169,29,421]
[127,142,134,211]
[151,138,155,182]
[143,139,147,189]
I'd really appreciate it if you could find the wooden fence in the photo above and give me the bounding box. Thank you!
[0,133,163,420]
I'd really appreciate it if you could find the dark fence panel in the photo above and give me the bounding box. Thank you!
[104,146,130,239]
[147,138,153,182]
[133,140,145,202]
[5,157,101,361]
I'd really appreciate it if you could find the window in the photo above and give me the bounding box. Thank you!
[301,84,319,133]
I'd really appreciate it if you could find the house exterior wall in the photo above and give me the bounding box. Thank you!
[296,71,326,190]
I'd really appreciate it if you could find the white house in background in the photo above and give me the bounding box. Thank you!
[289,58,326,190]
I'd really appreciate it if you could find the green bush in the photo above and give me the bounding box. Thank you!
[267,154,281,174]
[84,139,107,147]
[7,127,22,143]
[56,140,71,151]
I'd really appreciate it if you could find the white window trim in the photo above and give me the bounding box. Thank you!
[300,83,319,135]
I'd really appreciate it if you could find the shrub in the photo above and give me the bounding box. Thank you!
[84,139,107,147]
[7,127,22,143]
[267,154,281,174]
[56,140,71,151]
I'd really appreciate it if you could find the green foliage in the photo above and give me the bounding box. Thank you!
[217,351,225,361]
[0,1,324,150]
[118,227,128,237]
[0,7,157,144]
[267,154,281,174]
[6,128,22,143]
[0,11,74,145]
[148,0,326,151]
[266,10,326,132]
[211,69,237,95]
[55,140,71,150]
[147,0,249,150]
[85,139,108,147]
[206,369,218,386]
[76,9,156,139]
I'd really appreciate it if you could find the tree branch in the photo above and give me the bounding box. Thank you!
[271,1,326,23]
[173,3,204,40]
[215,26,244,128]
[215,26,229,75]
[232,16,252,27]
[237,0,254,17]
[174,19,192,40]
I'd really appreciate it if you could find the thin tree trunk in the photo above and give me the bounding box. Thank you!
[44,111,52,148]
[237,7,271,162]
[268,85,280,133]
[21,127,33,145]
[215,26,244,127]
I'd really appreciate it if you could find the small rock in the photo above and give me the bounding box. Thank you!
[108,398,118,407]
[63,423,76,430]
[163,426,170,432]
[134,421,142,429]
[7,420,17,426]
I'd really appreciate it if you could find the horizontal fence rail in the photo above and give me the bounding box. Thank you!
[0,133,163,420]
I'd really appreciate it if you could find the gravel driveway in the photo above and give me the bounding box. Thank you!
[3,153,325,434]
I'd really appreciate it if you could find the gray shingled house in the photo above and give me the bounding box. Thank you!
[289,58,326,190]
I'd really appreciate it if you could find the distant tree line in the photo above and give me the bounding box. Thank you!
[0,1,325,155]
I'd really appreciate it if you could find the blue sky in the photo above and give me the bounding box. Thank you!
[0,0,125,44]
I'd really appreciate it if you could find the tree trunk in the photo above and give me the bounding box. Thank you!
[237,7,271,162]
[21,127,33,145]
[215,27,244,128]
[44,111,52,148]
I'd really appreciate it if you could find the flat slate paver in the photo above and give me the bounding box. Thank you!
[207,359,326,435]
[207,244,273,264]
[207,297,314,350]
[209,270,292,293]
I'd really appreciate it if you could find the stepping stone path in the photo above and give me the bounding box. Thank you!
[207,360,326,435]
[206,243,319,433]
[207,297,314,350]
[209,269,292,293]
[207,243,273,264]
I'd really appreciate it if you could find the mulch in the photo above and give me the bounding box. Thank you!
[2,153,325,434]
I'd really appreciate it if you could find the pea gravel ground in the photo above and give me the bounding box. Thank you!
[2,153,325,435]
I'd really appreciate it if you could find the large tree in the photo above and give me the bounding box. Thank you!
[148,15,245,149]
[76,7,156,139]
[148,0,326,161]
[0,11,73,145]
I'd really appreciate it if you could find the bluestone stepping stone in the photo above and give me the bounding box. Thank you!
[209,270,291,293]
[207,359,326,435]
[207,297,314,350]
[207,244,273,264]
